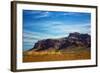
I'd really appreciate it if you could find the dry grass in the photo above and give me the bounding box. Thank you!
[23,48,91,62]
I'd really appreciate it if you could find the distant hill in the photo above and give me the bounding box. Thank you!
[28,32,91,52]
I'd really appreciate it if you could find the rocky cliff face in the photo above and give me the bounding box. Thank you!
[30,32,91,51]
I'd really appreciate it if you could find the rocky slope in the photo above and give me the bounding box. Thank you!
[29,32,91,51]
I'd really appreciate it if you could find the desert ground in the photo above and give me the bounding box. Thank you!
[23,47,90,62]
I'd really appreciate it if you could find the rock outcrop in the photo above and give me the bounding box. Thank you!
[30,32,91,51]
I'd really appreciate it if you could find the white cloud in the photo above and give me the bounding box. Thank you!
[34,11,51,18]
[41,22,90,35]
[62,12,77,16]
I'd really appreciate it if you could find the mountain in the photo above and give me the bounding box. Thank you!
[29,32,91,52]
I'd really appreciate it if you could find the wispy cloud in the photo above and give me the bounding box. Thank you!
[32,20,90,35]
[61,12,87,16]
[33,11,51,18]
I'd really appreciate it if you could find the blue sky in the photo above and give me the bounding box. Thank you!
[23,10,91,51]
